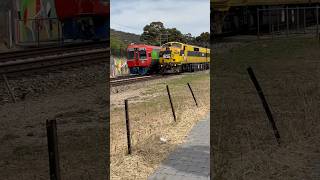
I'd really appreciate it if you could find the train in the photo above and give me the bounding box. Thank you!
[159,42,210,74]
[14,0,109,46]
[127,42,210,75]
[127,44,161,75]
[211,0,320,36]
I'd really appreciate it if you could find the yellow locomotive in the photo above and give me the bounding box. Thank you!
[159,42,210,73]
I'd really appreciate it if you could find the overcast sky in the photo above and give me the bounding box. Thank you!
[110,0,210,36]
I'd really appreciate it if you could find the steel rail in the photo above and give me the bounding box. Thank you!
[0,42,108,63]
[0,48,109,74]
[110,75,175,87]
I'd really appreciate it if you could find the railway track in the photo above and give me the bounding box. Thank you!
[0,45,109,75]
[0,41,108,63]
[110,74,174,87]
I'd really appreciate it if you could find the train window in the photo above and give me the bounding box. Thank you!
[127,50,135,59]
[139,50,147,60]
[17,11,21,20]
[187,51,194,56]
[194,48,199,51]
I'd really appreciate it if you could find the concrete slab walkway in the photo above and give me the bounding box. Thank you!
[148,114,210,180]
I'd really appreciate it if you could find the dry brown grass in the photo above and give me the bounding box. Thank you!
[110,71,210,179]
[211,37,320,179]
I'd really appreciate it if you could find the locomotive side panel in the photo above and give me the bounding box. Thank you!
[159,42,210,74]
[14,0,109,45]
[55,0,109,40]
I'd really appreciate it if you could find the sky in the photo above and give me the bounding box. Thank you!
[110,0,210,37]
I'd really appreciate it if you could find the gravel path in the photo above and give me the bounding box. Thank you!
[148,114,210,180]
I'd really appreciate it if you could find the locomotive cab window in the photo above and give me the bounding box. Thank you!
[127,50,135,59]
[194,47,199,51]
[139,49,147,60]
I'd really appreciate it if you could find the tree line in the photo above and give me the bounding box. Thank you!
[111,21,210,56]
[140,21,209,47]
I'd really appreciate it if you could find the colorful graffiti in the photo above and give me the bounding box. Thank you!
[110,56,129,78]
[16,0,60,43]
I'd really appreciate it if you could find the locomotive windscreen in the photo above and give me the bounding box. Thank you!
[127,50,135,59]
[139,49,147,60]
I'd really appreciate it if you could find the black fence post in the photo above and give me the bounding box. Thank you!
[125,99,132,155]
[46,119,61,180]
[187,83,198,107]
[247,67,281,145]
[166,85,176,122]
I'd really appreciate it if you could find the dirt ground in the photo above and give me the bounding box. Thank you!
[0,64,109,179]
[110,71,210,179]
[211,37,320,179]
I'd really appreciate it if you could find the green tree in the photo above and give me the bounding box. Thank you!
[140,21,166,46]
[183,33,195,44]
[111,36,127,57]
[195,32,210,46]
[167,28,185,43]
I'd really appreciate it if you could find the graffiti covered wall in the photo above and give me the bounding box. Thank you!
[110,56,129,78]
[16,0,60,43]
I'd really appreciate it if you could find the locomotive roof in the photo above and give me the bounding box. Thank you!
[127,44,160,49]
[161,42,209,50]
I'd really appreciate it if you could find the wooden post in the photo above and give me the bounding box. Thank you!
[187,83,198,107]
[247,67,281,145]
[257,8,260,39]
[277,10,281,33]
[58,20,61,46]
[46,119,61,180]
[2,74,16,103]
[269,8,271,34]
[316,6,319,39]
[304,7,306,34]
[166,85,176,122]
[8,10,13,49]
[286,6,289,36]
[297,7,299,32]
[124,99,132,154]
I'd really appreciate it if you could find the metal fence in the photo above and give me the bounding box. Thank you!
[257,6,320,38]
